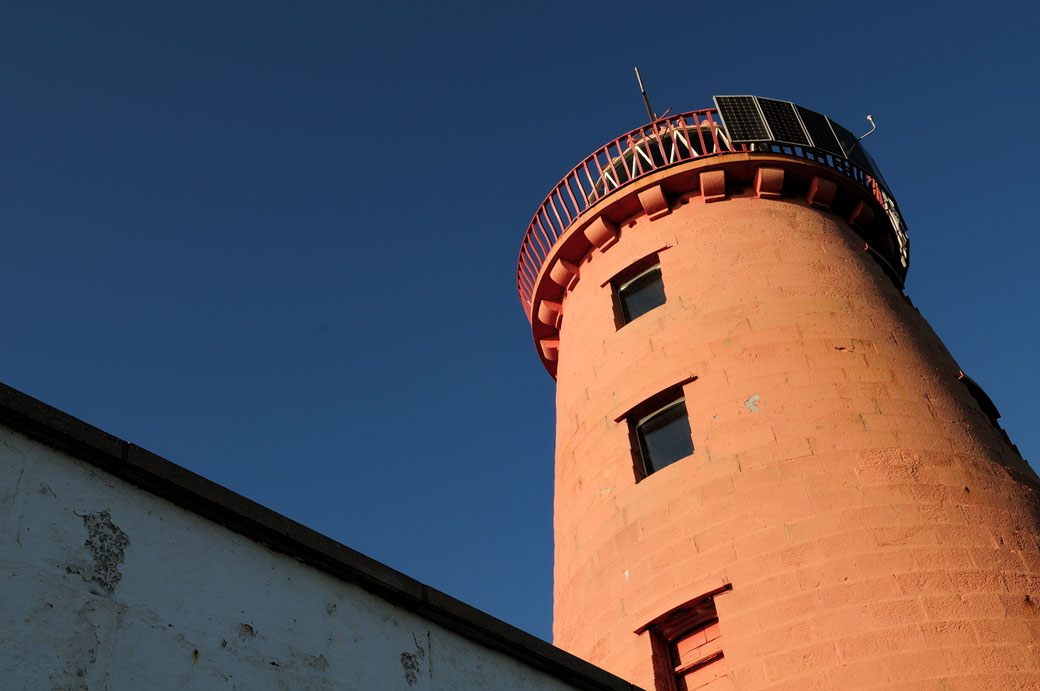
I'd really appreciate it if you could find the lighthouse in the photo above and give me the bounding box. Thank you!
[517,96,1040,689]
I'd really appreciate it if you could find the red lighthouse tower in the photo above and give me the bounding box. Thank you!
[517,96,1040,690]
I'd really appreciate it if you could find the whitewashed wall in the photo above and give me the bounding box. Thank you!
[0,421,630,691]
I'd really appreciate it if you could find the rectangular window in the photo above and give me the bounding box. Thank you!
[638,588,731,691]
[670,617,726,690]
[617,264,666,324]
[634,397,694,476]
[605,250,671,329]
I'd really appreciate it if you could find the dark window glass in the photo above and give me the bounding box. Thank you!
[618,266,666,323]
[637,400,693,474]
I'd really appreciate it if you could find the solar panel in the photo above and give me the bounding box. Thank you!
[709,96,895,198]
[757,97,809,146]
[795,105,843,156]
[828,119,891,194]
[857,146,891,195]
[829,120,872,169]
[714,95,771,142]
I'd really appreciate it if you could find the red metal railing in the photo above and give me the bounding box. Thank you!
[516,107,890,317]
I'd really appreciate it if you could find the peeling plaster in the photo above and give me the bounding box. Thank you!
[237,623,256,641]
[400,632,426,685]
[76,510,130,594]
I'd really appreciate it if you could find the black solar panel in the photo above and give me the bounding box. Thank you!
[757,97,809,146]
[830,120,874,171]
[795,105,843,156]
[830,121,858,158]
[857,146,890,195]
[710,95,894,197]
[714,95,771,142]
[828,119,891,194]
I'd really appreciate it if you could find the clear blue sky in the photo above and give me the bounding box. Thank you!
[2,2,1037,642]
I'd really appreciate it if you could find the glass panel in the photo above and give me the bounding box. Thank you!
[639,402,693,473]
[757,97,809,146]
[619,268,666,323]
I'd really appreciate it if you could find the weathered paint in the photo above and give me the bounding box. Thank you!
[0,423,626,691]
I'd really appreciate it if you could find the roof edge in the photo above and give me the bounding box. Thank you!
[0,382,642,691]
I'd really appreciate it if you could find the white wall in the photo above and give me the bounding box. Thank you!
[0,423,618,691]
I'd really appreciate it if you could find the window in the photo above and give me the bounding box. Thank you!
[614,377,696,481]
[668,617,725,691]
[606,251,670,328]
[633,397,694,476]
[616,263,666,325]
[639,589,731,691]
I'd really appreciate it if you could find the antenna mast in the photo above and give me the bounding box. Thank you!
[634,67,656,121]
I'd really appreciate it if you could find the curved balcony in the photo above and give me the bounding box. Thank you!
[516,105,909,322]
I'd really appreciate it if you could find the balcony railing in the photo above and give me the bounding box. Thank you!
[516,107,896,318]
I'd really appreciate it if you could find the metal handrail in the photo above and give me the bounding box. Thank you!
[516,107,890,318]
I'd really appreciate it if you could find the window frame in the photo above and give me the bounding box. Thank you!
[617,263,666,324]
[636,586,732,691]
[617,381,696,481]
[666,613,723,689]
[608,253,668,328]
[634,397,694,477]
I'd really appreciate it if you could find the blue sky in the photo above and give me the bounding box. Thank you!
[2,2,1038,642]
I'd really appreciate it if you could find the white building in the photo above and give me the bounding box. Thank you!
[0,382,640,691]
